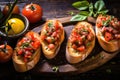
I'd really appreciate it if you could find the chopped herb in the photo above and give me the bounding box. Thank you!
[102,20,110,26]
[51,37,55,43]
[52,66,59,72]
[48,22,53,27]
[21,42,30,48]
[102,16,114,26]
[110,61,116,64]
[100,54,104,59]
[106,69,112,73]
[82,36,86,41]
[24,75,31,80]
[86,42,91,47]
[92,56,95,59]
[68,11,75,16]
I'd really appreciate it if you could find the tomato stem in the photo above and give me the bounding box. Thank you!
[30,4,35,11]
[0,42,7,53]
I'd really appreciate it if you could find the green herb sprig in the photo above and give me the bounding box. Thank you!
[71,0,109,21]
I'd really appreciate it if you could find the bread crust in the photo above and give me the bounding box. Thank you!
[66,21,95,64]
[40,20,65,59]
[12,31,41,72]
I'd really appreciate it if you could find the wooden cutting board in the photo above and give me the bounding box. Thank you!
[28,16,120,75]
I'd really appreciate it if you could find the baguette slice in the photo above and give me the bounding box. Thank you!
[40,20,64,59]
[66,21,95,64]
[12,31,41,72]
[96,15,120,52]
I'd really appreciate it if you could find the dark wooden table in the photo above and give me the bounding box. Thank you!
[0,0,120,80]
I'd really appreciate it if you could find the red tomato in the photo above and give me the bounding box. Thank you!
[97,23,102,28]
[105,32,112,41]
[48,44,55,49]
[46,37,53,43]
[72,44,77,49]
[22,3,43,23]
[0,44,13,63]
[52,32,57,37]
[77,45,85,52]
[32,40,40,50]
[2,4,20,15]
[41,35,47,40]
[70,37,77,43]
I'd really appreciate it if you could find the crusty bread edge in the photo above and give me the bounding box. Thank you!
[66,21,95,64]
[12,47,41,72]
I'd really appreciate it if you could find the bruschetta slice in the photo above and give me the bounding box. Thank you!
[12,31,41,72]
[66,21,95,64]
[96,14,120,52]
[40,20,65,59]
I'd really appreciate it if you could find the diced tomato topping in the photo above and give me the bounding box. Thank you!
[26,32,35,40]
[24,47,33,51]
[72,44,77,49]
[87,33,93,41]
[77,36,82,42]
[18,49,23,55]
[52,31,57,37]
[32,40,40,50]
[17,38,25,46]
[77,45,85,52]
[97,22,102,28]
[105,32,112,41]
[72,31,77,36]
[25,51,32,57]
[55,20,60,30]
[23,57,28,63]
[101,17,106,21]
[48,44,55,49]
[46,37,53,43]
[41,35,47,40]
[70,37,77,43]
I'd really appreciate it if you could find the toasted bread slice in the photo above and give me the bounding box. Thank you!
[66,21,95,64]
[12,31,41,72]
[96,15,120,52]
[40,20,64,59]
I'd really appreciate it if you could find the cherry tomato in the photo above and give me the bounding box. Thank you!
[2,4,20,15]
[0,44,13,63]
[22,3,43,23]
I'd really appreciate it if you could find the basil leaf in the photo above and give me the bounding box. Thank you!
[70,14,87,21]
[94,0,105,11]
[93,12,98,17]
[79,11,89,16]
[89,3,94,16]
[97,9,109,14]
[72,1,89,10]
[89,3,93,12]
